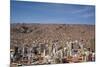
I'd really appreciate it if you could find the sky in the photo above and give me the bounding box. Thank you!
[10,0,95,24]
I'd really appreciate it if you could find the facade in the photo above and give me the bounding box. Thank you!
[10,40,95,66]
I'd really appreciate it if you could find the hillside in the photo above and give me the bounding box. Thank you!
[10,23,95,51]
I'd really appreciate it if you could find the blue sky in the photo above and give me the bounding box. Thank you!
[10,0,95,24]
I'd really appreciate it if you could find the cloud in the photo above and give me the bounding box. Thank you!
[71,7,89,14]
[70,6,95,19]
[81,12,95,18]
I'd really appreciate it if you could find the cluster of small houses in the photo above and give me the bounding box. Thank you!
[10,40,95,66]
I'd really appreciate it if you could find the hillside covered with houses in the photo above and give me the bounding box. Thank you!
[10,23,95,66]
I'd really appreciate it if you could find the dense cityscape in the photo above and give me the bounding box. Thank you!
[10,24,95,67]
